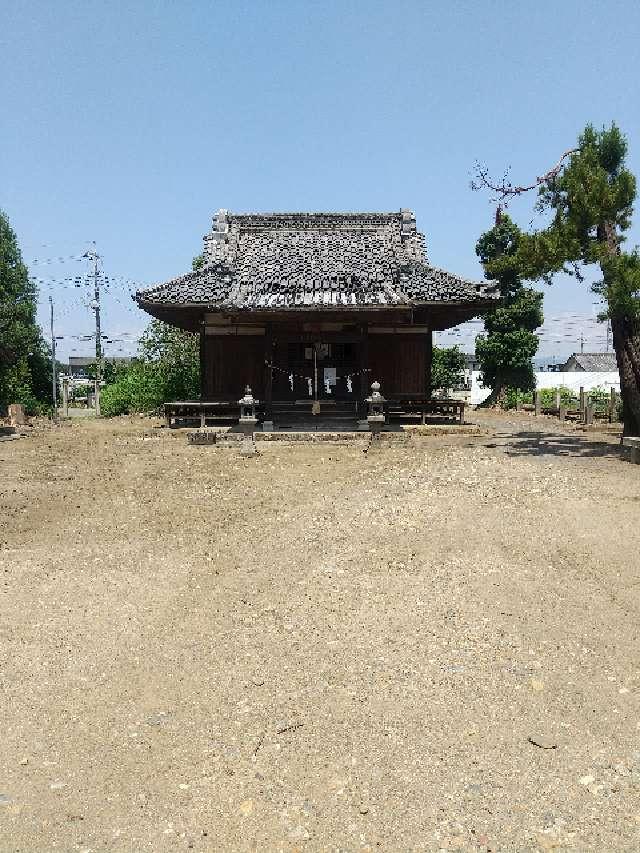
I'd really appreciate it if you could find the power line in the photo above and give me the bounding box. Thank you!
[28,254,85,266]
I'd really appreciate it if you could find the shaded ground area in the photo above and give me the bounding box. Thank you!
[1,412,639,852]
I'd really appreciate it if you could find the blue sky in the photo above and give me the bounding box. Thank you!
[2,0,639,361]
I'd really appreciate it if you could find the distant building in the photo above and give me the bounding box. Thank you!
[67,355,132,379]
[561,352,617,372]
[463,353,481,372]
[456,353,480,398]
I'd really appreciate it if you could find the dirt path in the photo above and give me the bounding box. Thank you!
[1,415,639,852]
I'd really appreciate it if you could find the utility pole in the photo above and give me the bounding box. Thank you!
[83,243,102,416]
[49,295,58,417]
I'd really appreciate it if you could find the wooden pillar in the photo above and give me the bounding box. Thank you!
[534,389,541,416]
[264,323,273,423]
[425,328,433,399]
[555,389,561,412]
[62,377,69,418]
[610,387,617,423]
[359,323,369,418]
[199,324,206,400]
[559,404,567,423]
[579,387,586,421]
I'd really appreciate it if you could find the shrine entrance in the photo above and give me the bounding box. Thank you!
[270,340,363,401]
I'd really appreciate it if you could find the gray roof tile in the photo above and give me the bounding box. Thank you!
[136,210,499,311]
[563,352,618,372]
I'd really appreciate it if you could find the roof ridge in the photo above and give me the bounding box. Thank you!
[228,211,405,218]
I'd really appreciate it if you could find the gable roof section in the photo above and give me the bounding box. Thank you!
[563,352,618,372]
[135,210,499,312]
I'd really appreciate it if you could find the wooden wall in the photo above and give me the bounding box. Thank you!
[201,327,432,400]
[202,336,265,399]
[368,334,430,395]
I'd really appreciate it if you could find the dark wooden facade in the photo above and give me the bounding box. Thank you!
[199,315,433,412]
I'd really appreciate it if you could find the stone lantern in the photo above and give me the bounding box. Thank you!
[238,385,259,455]
[366,380,385,437]
[239,385,258,422]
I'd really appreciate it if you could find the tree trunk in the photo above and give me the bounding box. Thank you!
[479,381,507,408]
[599,221,640,438]
[611,314,640,437]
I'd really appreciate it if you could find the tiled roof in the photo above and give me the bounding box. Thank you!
[136,210,499,311]
[563,352,618,372]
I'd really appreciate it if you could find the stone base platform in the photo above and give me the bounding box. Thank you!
[186,422,482,446]
[402,424,483,437]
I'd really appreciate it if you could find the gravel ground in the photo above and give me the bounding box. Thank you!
[1,412,639,852]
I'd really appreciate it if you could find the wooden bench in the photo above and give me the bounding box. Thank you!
[387,397,466,425]
[164,400,242,428]
[623,436,640,464]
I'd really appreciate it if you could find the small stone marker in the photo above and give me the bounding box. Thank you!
[623,437,640,464]
[8,404,25,426]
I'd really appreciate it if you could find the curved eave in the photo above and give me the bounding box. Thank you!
[135,295,500,334]
[134,300,203,332]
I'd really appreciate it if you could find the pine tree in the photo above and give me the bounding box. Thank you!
[474,215,543,406]
[531,125,640,436]
[473,123,640,436]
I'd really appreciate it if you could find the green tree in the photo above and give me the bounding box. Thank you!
[100,320,199,416]
[474,123,640,435]
[530,124,640,435]
[431,345,466,393]
[474,215,543,406]
[0,210,51,413]
[138,320,200,399]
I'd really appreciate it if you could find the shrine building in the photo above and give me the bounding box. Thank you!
[135,210,499,426]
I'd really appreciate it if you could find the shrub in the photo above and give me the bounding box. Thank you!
[98,321,199,417]
[100,363,165,416]
[500,385,618,413]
